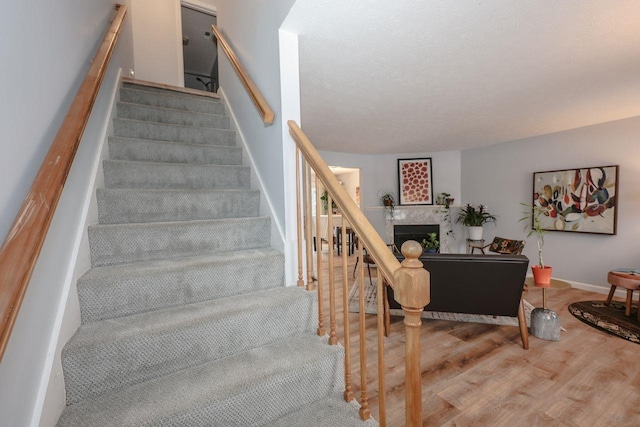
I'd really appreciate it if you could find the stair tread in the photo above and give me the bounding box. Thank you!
[103,158,248,169]
[58,334,342,427]
[77,247,284,323]
[272,394,377,426]
[117,100,226,119]
[113,116,233,132]
[97,187,260,224]
[116,101,230,129]
[122,82,223,101]
[119,87,225,115]
[65,287,311,350]
[108,135,240,148]
[80,247,282,281]
[88,217,270,267]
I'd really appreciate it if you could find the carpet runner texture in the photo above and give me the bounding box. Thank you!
[349,277,533,326]
[57,81,374,426]
[568,300,640,344]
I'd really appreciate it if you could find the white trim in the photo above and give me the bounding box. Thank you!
[218,88,286,249]
[279,29,302,286]
[181,0,217,15]
[525,275,626,298]
[30,68,122,427]
[174,0,185,87]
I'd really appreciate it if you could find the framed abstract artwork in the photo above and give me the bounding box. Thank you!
[398,158,433,205]
[532,165,619,235]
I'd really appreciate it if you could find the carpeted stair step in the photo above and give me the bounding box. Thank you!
[108,137,242,165]
[116,102,230,129]
[113,118,235,145]
[103,159,250,190]
[271,394,377,426]
[61,287,319,405]
[88,217,270,267]
[123,81,219,99]
[96,188,260,224]
[77,248,285,323]
[119,86,226,115]
[58,334,343,426]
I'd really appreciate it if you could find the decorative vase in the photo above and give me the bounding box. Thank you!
[424,249,437,254]
[531,265,552,285]
[467,226,483,241]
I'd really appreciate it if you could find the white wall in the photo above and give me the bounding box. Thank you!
[216,0,297,280]
[0,2,134,425]
[319,150,462,237]
[334,170,360,207]
[130,0,184,86]
[461,116,640,291]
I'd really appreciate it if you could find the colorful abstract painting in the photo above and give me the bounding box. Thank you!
[398,158,433,205]
[532,165,619,235]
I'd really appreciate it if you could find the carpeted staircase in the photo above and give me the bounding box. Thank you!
[57,81,375,426]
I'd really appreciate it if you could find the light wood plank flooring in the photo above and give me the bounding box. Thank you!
[317,252,640,426]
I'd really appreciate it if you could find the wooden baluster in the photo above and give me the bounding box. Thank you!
[327,195,337,345]
[304,162,315,291]
[394,241,430,427]
[315,176,325,336]
[341,224,354,402]
[377,270,387,426]
[358,239,371,420]
[295,148,304,287]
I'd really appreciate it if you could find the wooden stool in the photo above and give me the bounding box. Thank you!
[606,271,640,320]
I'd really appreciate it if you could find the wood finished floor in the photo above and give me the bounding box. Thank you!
[316,252,640,427]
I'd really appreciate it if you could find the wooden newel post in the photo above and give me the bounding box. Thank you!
[393,240,430,427]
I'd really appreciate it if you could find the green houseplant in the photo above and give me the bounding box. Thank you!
[519,203,552,284]
[455,204,496,240]
[421,232,439,253]
[379,192,395,215]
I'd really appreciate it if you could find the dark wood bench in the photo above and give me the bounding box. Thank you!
[385,253,530,349]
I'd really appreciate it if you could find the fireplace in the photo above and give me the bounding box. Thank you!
[394,224,440,250]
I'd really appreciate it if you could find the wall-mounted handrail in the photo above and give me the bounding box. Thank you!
[288,120,430,426]
[0,4,127,361]
[211,24,275,125]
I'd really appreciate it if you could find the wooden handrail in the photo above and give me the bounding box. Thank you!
[0,4,127,361]
[288,121,401,284]
[211,24,275,125]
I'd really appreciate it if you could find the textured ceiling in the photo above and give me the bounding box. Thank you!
[283,1,640,154]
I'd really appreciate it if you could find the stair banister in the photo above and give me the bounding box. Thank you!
[288,120,431,426]
[211,24,275,125]
[0,4,127,361]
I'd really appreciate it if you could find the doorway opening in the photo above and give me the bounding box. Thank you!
[181,4,218,93]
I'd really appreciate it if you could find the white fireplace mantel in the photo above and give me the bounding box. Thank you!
[383,205,462,253]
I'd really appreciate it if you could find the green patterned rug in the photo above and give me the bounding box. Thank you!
[568,300,640,344]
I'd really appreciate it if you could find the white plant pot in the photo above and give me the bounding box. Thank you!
[467,226,483,241]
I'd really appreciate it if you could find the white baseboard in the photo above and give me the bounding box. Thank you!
[525,275,622,298]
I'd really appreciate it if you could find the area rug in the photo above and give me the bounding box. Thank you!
[348,277,533,326]
[568,300,640,344]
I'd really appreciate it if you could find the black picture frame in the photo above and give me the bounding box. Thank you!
[532,165,619,235]
[398,158,434,205]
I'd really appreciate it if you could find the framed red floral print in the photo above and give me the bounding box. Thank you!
[398,158,433,205]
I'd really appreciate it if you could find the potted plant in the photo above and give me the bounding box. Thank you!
[455,204,497,240]
[320,190,337,213]
[519,203,552,285]
[436,192,451,206]
[421,232,439,253]
[379,192,395,214]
